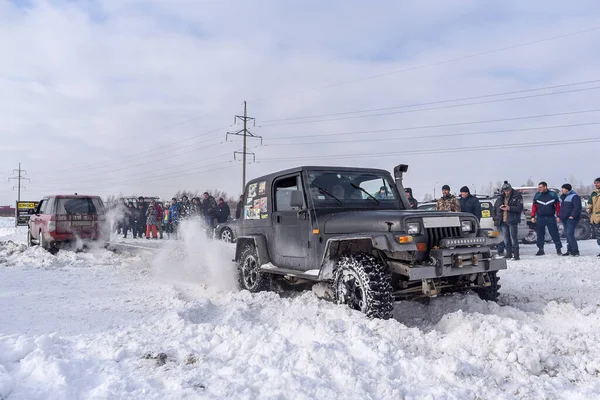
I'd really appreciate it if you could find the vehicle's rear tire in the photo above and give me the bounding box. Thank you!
[238,245,269,292]
[475,272,501,301]
[220,227,233,243]
[575,219,592,241]
[27,229,34,247]
[39,230,46,249]
[332,253,394,320]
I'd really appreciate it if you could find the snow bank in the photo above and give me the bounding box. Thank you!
[2,226,600,398]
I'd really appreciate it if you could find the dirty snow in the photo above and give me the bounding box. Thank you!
[1,216,600,399]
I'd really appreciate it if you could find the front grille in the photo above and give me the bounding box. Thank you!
[426,227,462,249]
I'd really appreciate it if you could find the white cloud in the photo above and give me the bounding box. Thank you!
[1,0,600,205]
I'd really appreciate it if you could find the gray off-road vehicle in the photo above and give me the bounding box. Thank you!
[234,164,507,319]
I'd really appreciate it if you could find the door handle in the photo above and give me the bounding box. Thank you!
[276,215,281,223]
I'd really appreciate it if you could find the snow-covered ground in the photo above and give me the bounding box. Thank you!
[1,216,600,399]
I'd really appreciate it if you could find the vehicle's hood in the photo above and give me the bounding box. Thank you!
[321,210,474,234]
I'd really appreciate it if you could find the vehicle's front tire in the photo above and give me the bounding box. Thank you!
[522,230,537,245]
[332,253,394,319]
[475,272,501,301]
[238,245,269,292]
[220,227,234,243]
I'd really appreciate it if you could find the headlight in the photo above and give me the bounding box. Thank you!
[461,220,473,232]
[407,222,420,235]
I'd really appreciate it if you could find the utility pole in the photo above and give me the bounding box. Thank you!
[8,162,30,201]
[226,101,262,193]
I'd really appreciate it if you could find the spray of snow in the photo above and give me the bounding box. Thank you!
[151,218,238,294]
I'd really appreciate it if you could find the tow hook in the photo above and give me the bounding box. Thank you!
[453,254,463,268]
[477,272,492,287]
[422,279,438,297]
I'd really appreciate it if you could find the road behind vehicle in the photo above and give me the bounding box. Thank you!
[27,195,108,252]
[234,164,506,319]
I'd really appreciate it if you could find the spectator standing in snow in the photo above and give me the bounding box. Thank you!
[191,197,202,218]
[179,196,192,220]
[169,198,180,239]
[558,183,582,256]
[459,186,481,221]
[436,185,461,212]
[122,202,135,238]
[216,198,231,223]
[495,181,524,260]
[202,192,218,228]
[235,195,243,219]
[163,201,171,239]
[531,181,562,256]
[375,186,389,200]
[153,200,164,239]
[404,188,418,209]
[587,178,600,257]
[134,203,145,238]
[145,203,158,239]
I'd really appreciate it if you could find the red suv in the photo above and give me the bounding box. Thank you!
[27,195,108,251]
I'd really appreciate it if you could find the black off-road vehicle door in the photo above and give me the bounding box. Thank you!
[271,174,310,270]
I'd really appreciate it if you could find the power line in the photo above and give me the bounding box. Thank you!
[259,85,600,127]
[41,140,229,183]
[8,162,30,201]
[265,108,600,141]
[252,24,600,103]
[226,101,262,192]
[262,122,600,147]
[257,136,600,163]
[31,160,238,193]
[260,79,600,123]
[55,125,230,173]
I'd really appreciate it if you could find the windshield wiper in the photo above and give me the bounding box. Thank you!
[350,183,380,204]
[312,184,342,205]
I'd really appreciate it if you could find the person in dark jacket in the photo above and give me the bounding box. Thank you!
[458,186,481,221]
[123,202,135,238]
[201,192,218,228]
[495,181,524,260]
[558,183,582,256]
[216,198,231,223]
[404,188,418,209]
[179,196,192,220]
[169,198,180,239]
[531,181,562,256]
[134,203,146,238]
[138,196,148,237]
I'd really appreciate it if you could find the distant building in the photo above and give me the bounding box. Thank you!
[0,206,16,217]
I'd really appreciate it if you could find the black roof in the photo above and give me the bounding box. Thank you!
[246,165,393,186]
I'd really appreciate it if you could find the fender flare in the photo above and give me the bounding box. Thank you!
[317,235,417,280]
[235,235,270,266]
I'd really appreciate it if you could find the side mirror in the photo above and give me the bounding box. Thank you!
[289,190,304,208]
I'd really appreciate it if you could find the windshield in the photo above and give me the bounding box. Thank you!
[306,170,401,209]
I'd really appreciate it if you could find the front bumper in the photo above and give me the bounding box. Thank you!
[387,247,507,280]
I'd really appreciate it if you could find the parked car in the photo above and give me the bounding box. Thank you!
[214,219,238,243]
[27,195,109,252]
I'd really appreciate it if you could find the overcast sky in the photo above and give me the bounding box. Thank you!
[1,0,600,205]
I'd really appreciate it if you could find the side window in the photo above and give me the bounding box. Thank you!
[274,175,302,212]
[37,200,46,214]
[45,198,55,215]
